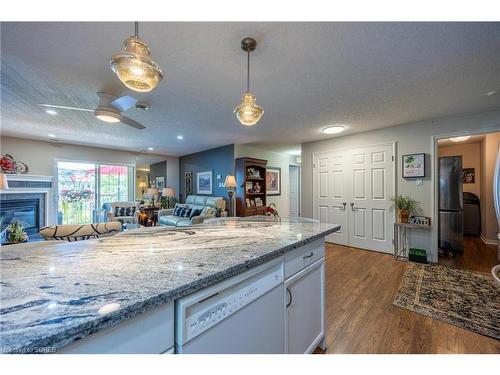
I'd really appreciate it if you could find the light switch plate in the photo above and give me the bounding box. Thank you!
[416,179,423,186]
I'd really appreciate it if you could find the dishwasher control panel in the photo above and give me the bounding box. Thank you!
[176,261,284,344]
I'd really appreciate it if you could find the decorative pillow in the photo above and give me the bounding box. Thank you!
[201,207,214,217]
[190,208,203,218]
[182,207,193,218]
[115,206,136,217]
[173,204,185,216]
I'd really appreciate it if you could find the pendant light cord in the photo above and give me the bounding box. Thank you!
[135,21,139,38]
[246,50,250,92]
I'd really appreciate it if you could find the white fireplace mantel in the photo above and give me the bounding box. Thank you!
[5,174,53,182]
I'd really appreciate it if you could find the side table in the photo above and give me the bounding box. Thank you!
[393,222,431,261]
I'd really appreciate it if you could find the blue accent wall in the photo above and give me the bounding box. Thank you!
[179,144,235,203]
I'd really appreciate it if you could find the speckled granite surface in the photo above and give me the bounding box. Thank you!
[0,218,339,353]
[394,263,500,340]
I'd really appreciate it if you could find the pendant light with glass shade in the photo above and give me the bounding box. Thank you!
[110,22,164,92]
[234,37,264,126]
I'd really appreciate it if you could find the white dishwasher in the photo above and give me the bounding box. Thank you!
[175,257,284,354]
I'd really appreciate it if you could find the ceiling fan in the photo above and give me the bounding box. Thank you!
[38,92,146,129]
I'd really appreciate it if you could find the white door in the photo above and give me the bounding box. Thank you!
[284,259,325,354]
[289,165,300,218]
[313,151,350,245]
[313,144,394,253]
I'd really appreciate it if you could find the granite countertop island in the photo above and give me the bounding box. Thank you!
[0,218,339,353]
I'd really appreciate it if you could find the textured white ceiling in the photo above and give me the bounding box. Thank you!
[1,22,500,156]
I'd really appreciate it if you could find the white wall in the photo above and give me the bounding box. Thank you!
[0,136,179,222]
[234,144,299,218]
[301,109,500,262]
[439,142,482,198]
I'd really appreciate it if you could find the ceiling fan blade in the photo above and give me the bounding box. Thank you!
[119,115,146,130]
[38,104,94,112]
[111,95,138,112]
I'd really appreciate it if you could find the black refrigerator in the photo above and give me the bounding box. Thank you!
[438,156,464,253]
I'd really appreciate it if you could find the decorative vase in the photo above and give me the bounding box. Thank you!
[398,209,410,223]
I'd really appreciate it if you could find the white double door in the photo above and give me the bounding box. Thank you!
[313,144,394,253]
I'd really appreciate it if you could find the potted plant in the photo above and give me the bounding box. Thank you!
[390,195,418,223]
[6,221,28,244]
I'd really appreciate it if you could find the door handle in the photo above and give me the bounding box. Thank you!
[286,287,293,308]
[302,251,314,259]
[350,202,355,211]
[342,202,347,210]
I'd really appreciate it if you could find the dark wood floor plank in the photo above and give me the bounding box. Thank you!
[324,243,500,354]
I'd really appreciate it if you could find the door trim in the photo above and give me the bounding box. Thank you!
[312,142,397,252]
[289,164,301,217]
[431,126,500,263]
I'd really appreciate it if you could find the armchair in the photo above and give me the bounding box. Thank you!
[107,201,141,224]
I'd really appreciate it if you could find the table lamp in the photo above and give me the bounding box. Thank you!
[162,187,175,208]
[147,187,158,206]
[0,173,9,190]
[225,175,237,217]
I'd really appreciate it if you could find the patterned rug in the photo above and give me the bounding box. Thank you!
[393,263,500,340]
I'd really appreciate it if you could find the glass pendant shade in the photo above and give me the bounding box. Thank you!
[234,92,264,126]
[110,36,163,93]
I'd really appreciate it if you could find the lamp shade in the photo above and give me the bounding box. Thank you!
[0,173,8,189]
[162,187,175,197]
[146,187,158,196]
[225,175,237,189]
[138,181,147,189]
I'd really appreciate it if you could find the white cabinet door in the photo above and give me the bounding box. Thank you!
[313,152,349,245]
[348,144,394,253]
[313,144,394,253]
[284,258,325,354]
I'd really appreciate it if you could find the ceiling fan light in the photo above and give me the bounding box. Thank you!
[234,92,264,126]
[95,109,120,123]
[110,36,163,93]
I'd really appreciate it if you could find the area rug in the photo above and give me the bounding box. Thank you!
[393,263,500,340]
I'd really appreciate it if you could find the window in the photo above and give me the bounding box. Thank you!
[57,161,134,224]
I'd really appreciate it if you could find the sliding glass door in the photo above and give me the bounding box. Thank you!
[57,161,134,225]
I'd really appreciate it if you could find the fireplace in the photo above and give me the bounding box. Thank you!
[1,199,40,235]
[0,193,46,239]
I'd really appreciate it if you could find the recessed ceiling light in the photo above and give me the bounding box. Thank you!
[177,135,184,140]
[486,90,499,96]
[449,136,471,143]
[48,133,56,138]
[46,109,58,115]
[147,147,154,151]
[322,125,345,135]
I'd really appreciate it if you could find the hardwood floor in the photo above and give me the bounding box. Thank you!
[439,236,498,273]
[322,243,500,353]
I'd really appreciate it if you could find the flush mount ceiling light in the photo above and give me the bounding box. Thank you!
[322,125,345,135]
[110,22,163,93]
[234,37,264,126]
[449,136,471,142]
[45,109,57,115]
[177,135,184,140]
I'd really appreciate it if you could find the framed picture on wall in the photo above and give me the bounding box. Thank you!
[463,168,475,183]
[197,171,213,195]
[266,167,281,196]
[402,153,425,178]
[185,171,193,197]
[155,176,165,191]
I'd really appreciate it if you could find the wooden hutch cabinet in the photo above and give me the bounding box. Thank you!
[235,157,268,217]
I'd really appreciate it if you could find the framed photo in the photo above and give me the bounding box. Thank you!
[155,176,165,191]
[245,198,251,207]
[266,167,281,196]
[197,171,213,195]
[463,168,475,184]
[402,153,425,178]
[185,171,193,197]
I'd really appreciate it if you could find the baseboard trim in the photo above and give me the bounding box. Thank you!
[480,234,497,246]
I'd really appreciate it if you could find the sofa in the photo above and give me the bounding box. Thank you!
[107,201,141,224]
[157,195,226,227]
